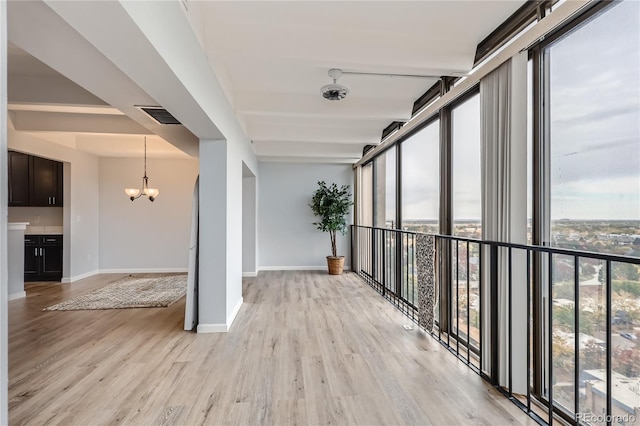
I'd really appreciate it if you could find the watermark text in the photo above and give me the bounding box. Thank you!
[577,412,637,424]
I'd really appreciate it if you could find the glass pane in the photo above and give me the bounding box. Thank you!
[546,1,640,422]
[361,163,373,227]
[451,241,481,348]
[551,254,576,413]
[452,94,482,239]
[401,120,440,234]
[579,259,608,424]
[360,163,374,278]
[549,0,640,247]
[374,148,397,291]
[451,93,481,356]
[401,233,417,306]
[374,147,396,229]
[527,59,533,245]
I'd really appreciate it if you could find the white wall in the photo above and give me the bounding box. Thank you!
[8,128,100,282]
[94,1,260,332]
[7,227,25,299]
[258,162,353,270]
[1,1,9,421]
[98,157,198,272]
[8,206,63,226]
[242,174,257,276]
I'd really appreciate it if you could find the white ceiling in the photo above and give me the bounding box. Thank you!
[7,44,190,159]
[197,0,526,161]
[6,1,526,163]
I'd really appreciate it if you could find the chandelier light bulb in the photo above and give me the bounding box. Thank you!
[125,188,141,200]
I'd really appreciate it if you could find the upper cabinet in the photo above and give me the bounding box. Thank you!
[29,156,63,206]
[8,151,30,206]
[8,151,63,207]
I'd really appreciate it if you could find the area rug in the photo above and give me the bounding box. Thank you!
[44,274,188,311]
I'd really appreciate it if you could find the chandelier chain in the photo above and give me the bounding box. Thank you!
[144,137,148,177]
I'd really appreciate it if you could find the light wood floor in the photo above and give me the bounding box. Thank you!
[8,271,535,425]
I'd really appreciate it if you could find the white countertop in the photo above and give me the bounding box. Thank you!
[8,222,29,231]
[25,225,64,235]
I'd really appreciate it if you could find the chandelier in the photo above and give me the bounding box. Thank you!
[124,137,159,202]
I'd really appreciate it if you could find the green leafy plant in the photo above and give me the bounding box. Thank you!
[309,181,353,258]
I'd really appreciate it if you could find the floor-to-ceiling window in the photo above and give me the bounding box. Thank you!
[361,162,373,227]
[373,147,397,292]
[359,162,374,278]
[353,1,639,423]
[399,118,440,308]
[374,147,396,229]
[541,0,640,419]
[452,92,482,239]
[450,92,482,349]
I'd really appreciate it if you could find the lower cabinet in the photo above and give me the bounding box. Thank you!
[24,235,63,282]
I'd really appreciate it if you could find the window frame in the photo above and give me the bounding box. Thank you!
[529,1,627,422]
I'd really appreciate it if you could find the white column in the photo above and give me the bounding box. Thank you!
[1,0,9,421]
[352,166,362,272]
[8,223,29,300]
[242,172,257,277]
[197,139,230,332]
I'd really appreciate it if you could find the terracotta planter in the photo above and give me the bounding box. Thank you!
[326,256,345,275]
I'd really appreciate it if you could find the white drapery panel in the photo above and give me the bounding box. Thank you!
[480,53,528,394]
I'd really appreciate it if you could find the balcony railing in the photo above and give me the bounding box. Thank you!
[351,225,640,426]
[350,226,418,322]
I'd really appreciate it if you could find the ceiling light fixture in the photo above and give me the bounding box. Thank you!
[320,68,466,101]
[321,68,349,101]
[125,137,159,202]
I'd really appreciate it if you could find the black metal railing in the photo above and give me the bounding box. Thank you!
[351,225,640,426]
[353,226,418,321]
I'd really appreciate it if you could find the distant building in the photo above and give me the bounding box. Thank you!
[554,331,605,349]
[553,298,575,308]
[583,370,640,423]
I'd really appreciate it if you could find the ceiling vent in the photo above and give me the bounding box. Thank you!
[136,106,182,125]
[321,69,349,101]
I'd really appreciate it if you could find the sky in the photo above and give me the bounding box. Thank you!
[401,119,440,221]
[394,0,639,223]
[549,0,639,220]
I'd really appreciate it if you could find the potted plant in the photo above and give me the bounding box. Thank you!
[309,181,353,275]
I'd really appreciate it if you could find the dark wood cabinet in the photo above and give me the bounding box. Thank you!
[8,151,63,207]
[8,151,31,206]
[24,235,63,282]
[24,235,39,281]
[30,156,63,206]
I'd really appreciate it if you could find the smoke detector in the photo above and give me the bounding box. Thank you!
[321,68,349,101]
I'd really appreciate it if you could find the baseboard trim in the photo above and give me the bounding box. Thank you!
[242,272,258,277]
[227,297,243,328]
[197,323,229,333]
[62,269,100,283]
[258,266,351,272]
[99,268,188,274]
[8,291,26,301]
[62,268,186,283]
[259,266,326,271]
[197,297,244,334]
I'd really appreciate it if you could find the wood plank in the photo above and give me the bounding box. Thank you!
[8,271,535,425]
